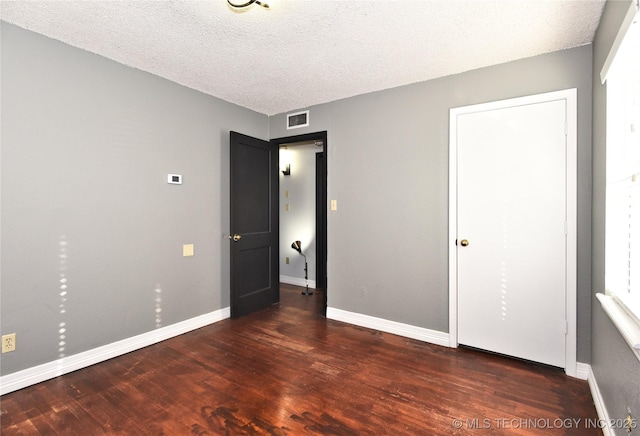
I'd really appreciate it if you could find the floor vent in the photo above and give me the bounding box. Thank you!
[287,110,309,129]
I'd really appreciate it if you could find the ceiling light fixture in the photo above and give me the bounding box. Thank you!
[227,0,269,9]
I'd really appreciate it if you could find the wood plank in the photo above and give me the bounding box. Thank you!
[0,284,600,435]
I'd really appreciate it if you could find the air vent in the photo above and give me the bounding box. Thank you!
[287,110,309,129]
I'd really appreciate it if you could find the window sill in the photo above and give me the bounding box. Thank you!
[596,293,640,363]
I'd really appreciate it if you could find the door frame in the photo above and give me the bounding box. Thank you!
[315,151,327,291]
[448,89,578,377]
[271,131,328,315]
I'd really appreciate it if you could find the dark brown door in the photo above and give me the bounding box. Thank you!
[230,131,279,318]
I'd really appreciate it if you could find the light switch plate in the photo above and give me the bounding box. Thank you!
[331,200,337,211]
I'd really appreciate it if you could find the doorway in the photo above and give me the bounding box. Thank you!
[448,89,577,376]
[272,131,328,315]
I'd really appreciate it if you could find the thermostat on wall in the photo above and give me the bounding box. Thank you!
[167,174,182,184]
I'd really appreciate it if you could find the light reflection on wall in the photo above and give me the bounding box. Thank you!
[501,196,508,321]
[58,235,68,367]
[155,284,163,328]
[501,261,508,320]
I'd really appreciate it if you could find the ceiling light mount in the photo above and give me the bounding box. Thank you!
[227,0,269,9]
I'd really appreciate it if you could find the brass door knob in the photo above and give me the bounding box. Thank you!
[460,239,469,247]
[230,234,242,242]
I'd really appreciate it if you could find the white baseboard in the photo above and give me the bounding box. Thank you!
[587,364,613,436]
[0,307,230,396]
[326,307,450,347]
[280,275,317,289]
[575,362,590,380]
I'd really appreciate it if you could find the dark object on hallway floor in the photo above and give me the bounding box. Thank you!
[291,240,312,295]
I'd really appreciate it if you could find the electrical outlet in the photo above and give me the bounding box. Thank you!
[2,333,16,353]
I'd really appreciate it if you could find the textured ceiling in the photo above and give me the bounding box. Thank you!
[0,0,605,115]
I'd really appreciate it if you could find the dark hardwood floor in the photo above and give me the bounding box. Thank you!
[1,283,600,435]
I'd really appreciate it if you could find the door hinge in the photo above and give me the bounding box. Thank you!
[564,320,569,335]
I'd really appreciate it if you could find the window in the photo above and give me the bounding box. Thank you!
[604,2,640,344]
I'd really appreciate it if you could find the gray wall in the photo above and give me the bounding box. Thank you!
[0,23,268,375]
[270,45,594,362]
[591,0,640,431]
[0,11,612,382]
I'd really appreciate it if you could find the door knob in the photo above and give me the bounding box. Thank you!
[230,234,242,242]
[460,239,469,247]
